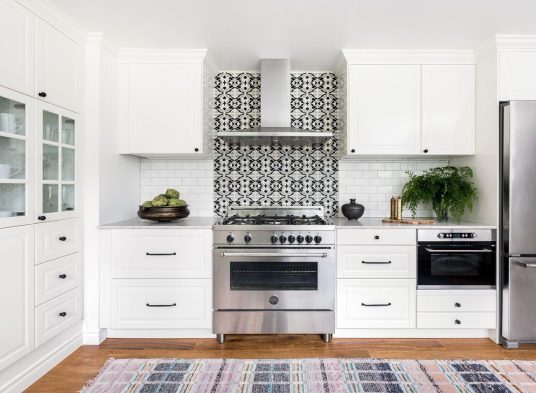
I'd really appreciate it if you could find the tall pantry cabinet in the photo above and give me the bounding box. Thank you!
[0,0,83,390]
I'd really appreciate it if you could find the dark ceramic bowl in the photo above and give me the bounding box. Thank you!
[341,199,365,220]
[137,205,190,222]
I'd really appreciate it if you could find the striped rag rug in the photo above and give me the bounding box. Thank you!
[81,358,536,393]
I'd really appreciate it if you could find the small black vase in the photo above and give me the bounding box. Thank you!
[341,199,365,220]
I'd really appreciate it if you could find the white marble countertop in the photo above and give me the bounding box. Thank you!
[99,217,219,229]
[331,217,496,229]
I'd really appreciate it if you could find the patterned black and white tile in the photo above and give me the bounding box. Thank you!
[213,72,340,217]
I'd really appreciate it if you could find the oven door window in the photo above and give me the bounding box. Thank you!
[230,262,318,290]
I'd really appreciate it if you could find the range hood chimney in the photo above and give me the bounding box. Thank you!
[217,59,333,146]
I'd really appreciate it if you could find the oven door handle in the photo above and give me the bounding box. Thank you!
[424,248,493,253]
[220,252,328,258]
[513,261,536,268]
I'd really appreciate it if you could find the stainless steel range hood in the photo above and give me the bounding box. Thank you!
[216,59,333,146]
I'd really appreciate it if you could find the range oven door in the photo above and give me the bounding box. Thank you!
[213,247,335,310]
[417,242,496,289]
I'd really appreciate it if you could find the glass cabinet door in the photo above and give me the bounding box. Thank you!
[0,87,34,228]
[37,103,78,222]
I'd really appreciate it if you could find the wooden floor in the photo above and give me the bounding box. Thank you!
[25,335,536,393]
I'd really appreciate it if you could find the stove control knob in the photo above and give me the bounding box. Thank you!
[305,235,313,244]
[244,233,252,244]
[270,234,278,244]
[288,235,296,244]
[314,235,322,244]
[226,234,235,243]
[297,234,304,244]
[269,295,279,305]
[438,233,445,239]
[279,235,287,244]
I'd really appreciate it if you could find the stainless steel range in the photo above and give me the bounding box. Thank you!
[212,206,335,344]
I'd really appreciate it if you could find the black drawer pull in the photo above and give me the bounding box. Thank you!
[362,261,392,264]
[454,302,461,308]
[38,92,47,97]
[59,274,67,279]
[362,302,392,307]
[455,319,461,325]
[59,236,67,241]
[146,252,177,256]
[59,312,67,317]
[38,215,47,221]
[146,303,177,307]
[374,235,380,240]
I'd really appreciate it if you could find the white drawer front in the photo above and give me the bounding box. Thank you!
[337,246,416,278]
[35,253,81,305]
[111,279,212,329]
[35,219,81,263]
[417,312,496,329]
[112,230,212,278]
[337,229,416,246]
[417,290,496,313]
[337,279,416,328]
[35,288,82,347]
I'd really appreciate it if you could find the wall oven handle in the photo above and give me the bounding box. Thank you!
[513,261,536,268]
[361,302,392,307]
[220,252,328,258]
[424,248,493,253]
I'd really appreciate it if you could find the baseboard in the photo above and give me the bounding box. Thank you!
[106,328,215,338]
[83,328,107,345]
[335,328,495,339]
[0,326,83,393]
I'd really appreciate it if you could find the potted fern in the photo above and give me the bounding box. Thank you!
[401,166,478,222]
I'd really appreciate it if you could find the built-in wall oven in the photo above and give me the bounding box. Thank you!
[417,229,497,289]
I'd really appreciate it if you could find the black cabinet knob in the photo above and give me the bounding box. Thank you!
[38,215,46,221]
[59,312,67,317]
[374,235,380,240]
[59,236,67,241]
[194,147,199,152]
[59,274,67,279]
[454,302,461,308]
[351,149,356,153]
[455,319,461,325]
[423,149,429,153]
[38,92,47,97]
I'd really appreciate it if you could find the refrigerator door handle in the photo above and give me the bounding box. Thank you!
[513,260,536,268]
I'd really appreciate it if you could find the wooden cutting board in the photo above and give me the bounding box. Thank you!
[382,218,437,225]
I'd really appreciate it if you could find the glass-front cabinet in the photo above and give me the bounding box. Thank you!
[0,86,34,229]
[36,102,79,222]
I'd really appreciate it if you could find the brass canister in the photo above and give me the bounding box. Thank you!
[396,196,403,220]
[390,196,396,219]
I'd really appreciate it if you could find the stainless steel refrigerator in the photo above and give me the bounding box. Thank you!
[500,100,536,348]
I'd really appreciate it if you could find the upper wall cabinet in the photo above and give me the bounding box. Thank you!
[118,50,217,158]
[35,19,82,113]
[499,50,536,101]
[338,51,476,156]
[0,0,35,96]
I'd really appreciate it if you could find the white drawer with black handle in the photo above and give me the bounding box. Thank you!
[35,253,81,305]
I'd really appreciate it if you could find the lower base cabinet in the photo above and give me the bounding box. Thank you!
[111,279,212,329]
[337,279,416,329]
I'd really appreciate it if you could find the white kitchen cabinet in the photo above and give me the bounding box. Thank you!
[35,218,81,263]
[337,279,416,329]
[35,253,82,305]
[118,50,217,158]
[499,51,536,100]
[0,85,35,229]
[35,19,81,112]
[36,102,80,222]
[347,65,421,155]
[337,228,416,246]
[0,225,34,372]
[417,312,496,329]
[0,0,35,96]
[421,65,475,155]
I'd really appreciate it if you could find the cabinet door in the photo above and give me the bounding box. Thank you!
[0,0,35,95]
[347,65,421,155]
[499,51,536,100]
[0,86,34,229]
[421,65,475,155]
[36,102,80,222]
[125,63,203,155]
[35,19,81,112]
[0,225,34,371]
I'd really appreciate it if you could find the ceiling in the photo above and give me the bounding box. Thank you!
[48,0,536,71]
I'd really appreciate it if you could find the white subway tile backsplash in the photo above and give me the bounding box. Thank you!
[338,159,449,218]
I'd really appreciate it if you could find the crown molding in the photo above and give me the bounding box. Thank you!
[495,35,536,51]
[118,48,210,64]
[16,0,86,45]
[341,49,476,65]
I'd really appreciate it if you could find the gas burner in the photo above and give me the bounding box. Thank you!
[220,214,328,226]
